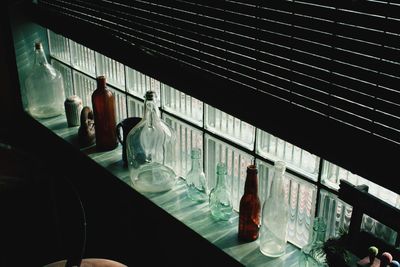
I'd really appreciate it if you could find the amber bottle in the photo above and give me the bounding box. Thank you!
[238,164,261,242]
[92,76,118,151]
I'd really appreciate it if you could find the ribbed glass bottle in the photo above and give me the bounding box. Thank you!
[92,76,118,151]
[186,148,208,202]
[238,164,261,242]
[259,161,289,257]
[25,42,65,118]
[126,90,177,193]
[209,162,232,221]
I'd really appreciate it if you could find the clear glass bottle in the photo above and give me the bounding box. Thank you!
[209,162,232,221]
[186,148,208,202]
[259,160,289,257]
[92,76,118,151]
[25,42,65,118]
[238,164,261,242]
[126,90,177,193]
[299,217,328,267]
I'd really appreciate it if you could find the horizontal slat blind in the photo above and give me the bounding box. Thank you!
[37,0,400,144]
[32,0,400,192]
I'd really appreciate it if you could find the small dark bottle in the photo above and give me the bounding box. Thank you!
[92,76,118,151]
[238,164,261,242]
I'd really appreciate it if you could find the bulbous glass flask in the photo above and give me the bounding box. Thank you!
[126,90,177,193]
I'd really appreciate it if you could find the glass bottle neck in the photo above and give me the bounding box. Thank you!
[96,77,107,91]
[270,168,284,198]
[216,172,227,188]
[144,99,161,127]
[244,172,258,195]
[309,218,327,244]
[191,156,202,172]
[34,47,48,66]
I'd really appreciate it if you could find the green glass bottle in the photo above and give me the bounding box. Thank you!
[299,217,328,267]
[209,162,232,221]
[186,148,208,202]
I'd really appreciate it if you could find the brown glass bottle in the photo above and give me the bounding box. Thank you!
[92,76,118,151]
[238,164,261,242]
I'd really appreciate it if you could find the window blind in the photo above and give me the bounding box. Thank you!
[29,0,400,193]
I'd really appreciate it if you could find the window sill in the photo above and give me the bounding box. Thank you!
[37,114,302,267]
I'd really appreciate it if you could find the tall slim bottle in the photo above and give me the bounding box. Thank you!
[209,162,232,221]
[25,42,65,118]
[238,164,261,242]
[91,76,118,151]
[259,161,289,257]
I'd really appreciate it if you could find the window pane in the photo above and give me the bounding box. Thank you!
[73,71,96,109]
[361,214,397,246]
[322,161,400,208]
[48,30,70,64]
[257,129,319,180]
[126,96,144,118]
[318,190,353,241]
[205,105,255,150]
[95,53,125,89]
[126,67,161,103]
[70,40,95,76]
[161,84,203,126]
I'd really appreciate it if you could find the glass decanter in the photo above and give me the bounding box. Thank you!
[186,148,208,202]
[259,160,289,257]
[209,162,233,221]
[126,90,177,193]
[25,42,65,119]
[299,217,328,267]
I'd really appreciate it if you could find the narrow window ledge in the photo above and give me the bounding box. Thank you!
[36,114,302,267]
